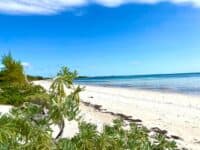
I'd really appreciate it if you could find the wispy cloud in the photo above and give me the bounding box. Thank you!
[0,64,4,69]
[0,0,199,15]
[0,63,30,69]
[22,62,31,68]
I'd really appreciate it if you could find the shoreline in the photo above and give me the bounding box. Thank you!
[76,83,200,98]
[79,85,200,150]
[34,81,200,149]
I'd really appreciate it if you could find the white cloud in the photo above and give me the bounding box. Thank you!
[22,62,31,68]
[0,0,87,14]
[0,64,4,69]
[0,0,199,15]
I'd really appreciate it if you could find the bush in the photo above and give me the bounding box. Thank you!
[0,107,177,150]
[0,53,49,106]
[57,119,177,150]
[0,66,178,150]
[27,75,50,81]
[0,53,26,84]
[0,84,48,106]
[0,105,54,150]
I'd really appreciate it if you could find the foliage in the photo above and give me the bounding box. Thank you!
[50,66,77,98]
[0,53,26,84]
[57,119,177,150]
[152,134,177,150]
[0,54,49,106]
[0,103,54,150]
[0,65,83,149]
[49,66,82,139]
[76,76,88,79]
[27,75,50,81]
[0,107,177,150]
[0,57,177,150]
[0,83,48,106]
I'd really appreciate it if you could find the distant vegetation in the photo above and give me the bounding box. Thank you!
[27,75,88,81]
[27,75,50,81]
[76,76,88,79]
[0,54,177,149]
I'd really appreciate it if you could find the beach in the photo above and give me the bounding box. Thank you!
[33,80,200,149]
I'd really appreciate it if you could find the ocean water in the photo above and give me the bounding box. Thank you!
[75,73,200,96]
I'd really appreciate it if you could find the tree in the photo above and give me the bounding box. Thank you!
[0,54,48,106]
[0,53,26,84]
[50,66,77,98]
[49,66,83,139]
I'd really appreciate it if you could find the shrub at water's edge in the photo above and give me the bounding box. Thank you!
[0,83,48,106]
[0,54,177,149]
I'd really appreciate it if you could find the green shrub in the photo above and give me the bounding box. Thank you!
[57,119,177,150]
[0,53,50,106]
[0,106,54,150]
[0,53,26,84]
[0,66,178,150]
[27,75,50,81]
[0,84,48,106]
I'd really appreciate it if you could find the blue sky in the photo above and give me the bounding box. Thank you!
[0,1,200,77]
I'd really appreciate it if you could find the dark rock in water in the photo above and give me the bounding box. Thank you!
[88,96,94,98]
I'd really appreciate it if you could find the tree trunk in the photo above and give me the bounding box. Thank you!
[56,119,65,139]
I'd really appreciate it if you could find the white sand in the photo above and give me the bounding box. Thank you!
[1,80,199,149]
[52,102,116,139]
[0,81,116,140]
[79,85,200,149]
[0,103,115,140]
[34,81,200,149]
[0,105,12,114]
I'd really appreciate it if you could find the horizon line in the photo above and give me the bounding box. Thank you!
[75,72,200,79]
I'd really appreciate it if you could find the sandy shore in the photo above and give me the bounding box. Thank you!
[33,81,200,149]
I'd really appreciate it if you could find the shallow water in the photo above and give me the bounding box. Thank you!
[75,73,200,96]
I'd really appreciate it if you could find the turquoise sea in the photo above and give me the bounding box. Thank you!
[75,73,200,96]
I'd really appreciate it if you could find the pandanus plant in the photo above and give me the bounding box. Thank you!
[50,66,77,100]
[49,66,83,139]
